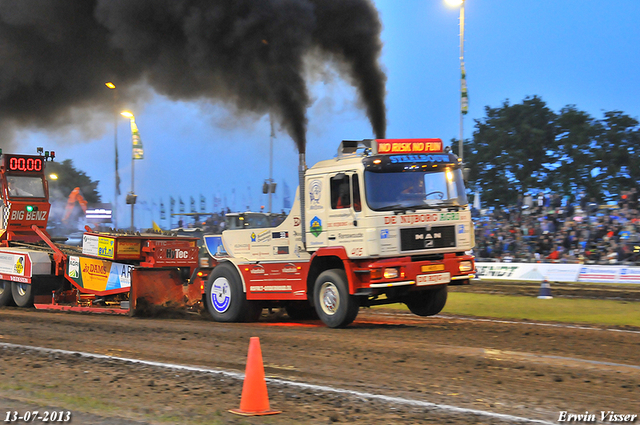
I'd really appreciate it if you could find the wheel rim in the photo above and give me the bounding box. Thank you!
[319,282,339,316]
[15,283,28,297]
[211,277,231,313]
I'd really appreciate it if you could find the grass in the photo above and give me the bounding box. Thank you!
[378,293,640,327]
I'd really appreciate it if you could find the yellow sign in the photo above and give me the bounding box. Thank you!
[117,240,141,257]
[97,237,115,259]
[421,264,445,273]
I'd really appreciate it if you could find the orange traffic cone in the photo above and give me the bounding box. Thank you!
[229,337,281,416]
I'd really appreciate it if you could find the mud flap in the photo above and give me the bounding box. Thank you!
[130,268,202,316]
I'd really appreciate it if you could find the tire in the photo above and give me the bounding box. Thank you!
[12,281,34,307]
[0,280,14,306]
[285,301,318,320]
[313,269,359,328]
[204,263,256,322]
[405,285,447,317]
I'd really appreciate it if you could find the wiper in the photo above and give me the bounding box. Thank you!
[375,204,405,211]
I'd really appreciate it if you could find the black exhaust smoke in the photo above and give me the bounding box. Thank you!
[0,0,386,154]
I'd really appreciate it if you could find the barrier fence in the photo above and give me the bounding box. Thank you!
[475,262,640,284]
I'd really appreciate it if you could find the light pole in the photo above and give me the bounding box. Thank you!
[446,0,468,162]
[121,110,143,231]
[105,82,119,228]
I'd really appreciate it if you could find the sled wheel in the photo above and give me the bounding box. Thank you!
[0,280,15,306]
[12,281,33,308]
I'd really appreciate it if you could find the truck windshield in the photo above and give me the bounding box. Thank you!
[6,175,46,198]
[364,168,468,211]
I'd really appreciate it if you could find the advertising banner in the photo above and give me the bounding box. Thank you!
[476,262,640,284]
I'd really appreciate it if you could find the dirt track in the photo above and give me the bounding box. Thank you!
[1,282,639,425]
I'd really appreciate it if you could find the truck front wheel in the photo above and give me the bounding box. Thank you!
[11,282,33,308]
[314,269,359,328]
[0,280,14,306]
[405,285,447,316]
[204,263,261,322]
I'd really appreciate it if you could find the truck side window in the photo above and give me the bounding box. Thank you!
[331,175,351,209]
[352,174,361,212]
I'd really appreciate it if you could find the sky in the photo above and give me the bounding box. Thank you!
[16,0,640,230]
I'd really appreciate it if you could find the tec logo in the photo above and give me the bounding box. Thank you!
[458,224,465,234]
[380,229,389,239]
[250,232,256,242]
[310,216,322,237]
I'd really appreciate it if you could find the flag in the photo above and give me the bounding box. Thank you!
[190,196,196,213]
[179,197,185,213]
[152,220,162,231]
[200,194,206,212]
[130,119,144,160]
[461,62,469,115]
[160,201,166,220]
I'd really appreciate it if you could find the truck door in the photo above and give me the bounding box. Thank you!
[326,172,364,255]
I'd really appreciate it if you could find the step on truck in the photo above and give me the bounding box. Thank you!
[203,138,476,328]
[0,148,206,314]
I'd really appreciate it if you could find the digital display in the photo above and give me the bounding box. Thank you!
[376,139,443,155]
[4,155,44,173]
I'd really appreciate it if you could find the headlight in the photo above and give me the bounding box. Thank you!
[459,261,473,272]
[383,268,399,279]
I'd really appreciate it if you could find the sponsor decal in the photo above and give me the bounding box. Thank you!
[338,233,363,240]
[14,256,24,275]
[10,275,29,283]
[250,230,270,243]
[384,214,439,225]
[327,221,351,228]
[98,237,115,259]
[282,263,298,274]
[310,216,322,237]
[234,243,250,251]
[68,256,80,278]
[82,235,115,259]
[389,154,449,164]
[249,285,293,292]
[309,179,323,210]
[10,210,48,221]
[381,229,389,239]
[211,279,230,313]
[272,231,289,239]
[250,265,266,274]
[0,253,28,276]
[117,240,141,256]
[440,212,460,221]
[293,217,301,226]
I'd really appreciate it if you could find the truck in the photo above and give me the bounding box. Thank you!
[0,149,205,314]
[203,138,476,328]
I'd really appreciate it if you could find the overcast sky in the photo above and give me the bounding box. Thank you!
[17,0,640,229]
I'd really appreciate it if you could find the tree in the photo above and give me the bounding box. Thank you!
[465,97,640,207]
[466,96,557,206]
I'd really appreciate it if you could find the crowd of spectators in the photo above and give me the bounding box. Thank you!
[473,188,640,264]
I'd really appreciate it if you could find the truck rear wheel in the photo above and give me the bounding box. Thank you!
[204,263,260,322]
[314,269,359,328]
[0,280,15,306]
[12,282,34,308]
[405,285,447,316]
